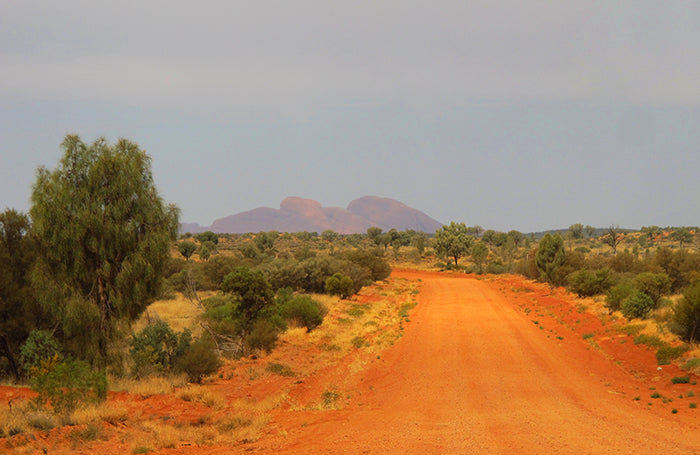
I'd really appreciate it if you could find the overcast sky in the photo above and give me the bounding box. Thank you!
[1,1,698,233]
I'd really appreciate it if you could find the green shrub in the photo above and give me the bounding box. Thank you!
[202,293,236,311]
[341,249,392,281]
[30,359,107,414]
[265,362,295,377]
[129,321,191,377]
[656,345,690,365]
[175,334,220,383]
[485,260,508,274]
[621,291,655,319]
[279,295,327,331]
[633,334,666,348]
[568,268,614,297]
[325,273,354,299]
[202,298,237,321]
[245,319,280,353]
[670,281,700,343]
[606,283,634,312]
[351,336,367,348]
[634,272,672,306]
[672,376,690,384]
[616,324,643,336]
[20,330,63,375]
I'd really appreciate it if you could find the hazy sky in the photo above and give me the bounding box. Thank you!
[2,1,698,233]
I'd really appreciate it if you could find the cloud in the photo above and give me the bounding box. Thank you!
[2,1,699,119]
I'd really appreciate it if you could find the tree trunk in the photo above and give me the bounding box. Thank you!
[97,275,111,362]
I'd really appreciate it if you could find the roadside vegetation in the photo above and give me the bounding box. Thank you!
[431,221,700,376]
[2,133,700,450]
[0,135,402,451]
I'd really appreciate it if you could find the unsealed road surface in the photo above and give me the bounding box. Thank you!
[272,271,700,454]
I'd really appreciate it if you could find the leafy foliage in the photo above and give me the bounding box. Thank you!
[129,321,191,377]
[246,319,281,353]
[175,334,220,383]
[434,222,474,267]
[621,291,655,319]
[178,241,197,261]
[471,243,489,274]
[567,268,613,297]
[279,294,327,331]
[325,272,355,299]
[20,330,63,375]
[535,233,566,285]
[606,283,634,312]
[634,272,671,306]
[221,266,275,329]
[30,359,107,414]
[0,209,43,378]
[671,280,700,343]
[30,135,179,363]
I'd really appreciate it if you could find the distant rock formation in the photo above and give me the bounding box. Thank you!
[189,196,442,234]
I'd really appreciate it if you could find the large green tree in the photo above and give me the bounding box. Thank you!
[535,233,566,285]
[0,209,44,378]
[434,222,475,267]
[30,135,179,364]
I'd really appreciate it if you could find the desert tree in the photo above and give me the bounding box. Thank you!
[671,227,694,249]
[602,225,623,254]
[641,225,661,244]
[434,222,475,267]
[481,229,497,246]
[366,227,382,244]
[567,224,584,241]
[0,209,45,378]
[195,231,219,245]
[507,230,524,247]
[468,225,484,237]
[408,230,428,255]
[321,229,339,243]
[221,266,274,331]
[30,135,179,364]
[198,243,211,262]
[471,242,489,274]
[584,225,596,238]
[178,241,197,261]
[254,231,276,253]
[535,233,566,285]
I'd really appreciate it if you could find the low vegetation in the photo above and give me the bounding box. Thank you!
[2,133,700,451]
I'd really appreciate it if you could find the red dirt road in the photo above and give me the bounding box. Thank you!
[261,270,700,454]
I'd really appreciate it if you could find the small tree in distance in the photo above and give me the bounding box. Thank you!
[602,225,623,254]
[535,233,566,286]
[471,243,489,274]
[434,222,475,268]
[178,241,197,261]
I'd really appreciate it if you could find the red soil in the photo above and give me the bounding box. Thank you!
[3,270,700,454]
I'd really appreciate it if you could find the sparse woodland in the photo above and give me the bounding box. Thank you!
[2,135,700,448]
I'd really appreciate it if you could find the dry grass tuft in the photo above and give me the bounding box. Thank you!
[0,400,31,436]
[70,401,130,426]
[109,374,188,397]
[177,385,225,409]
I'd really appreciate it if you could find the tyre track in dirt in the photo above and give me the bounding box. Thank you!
[261,270,700,454]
